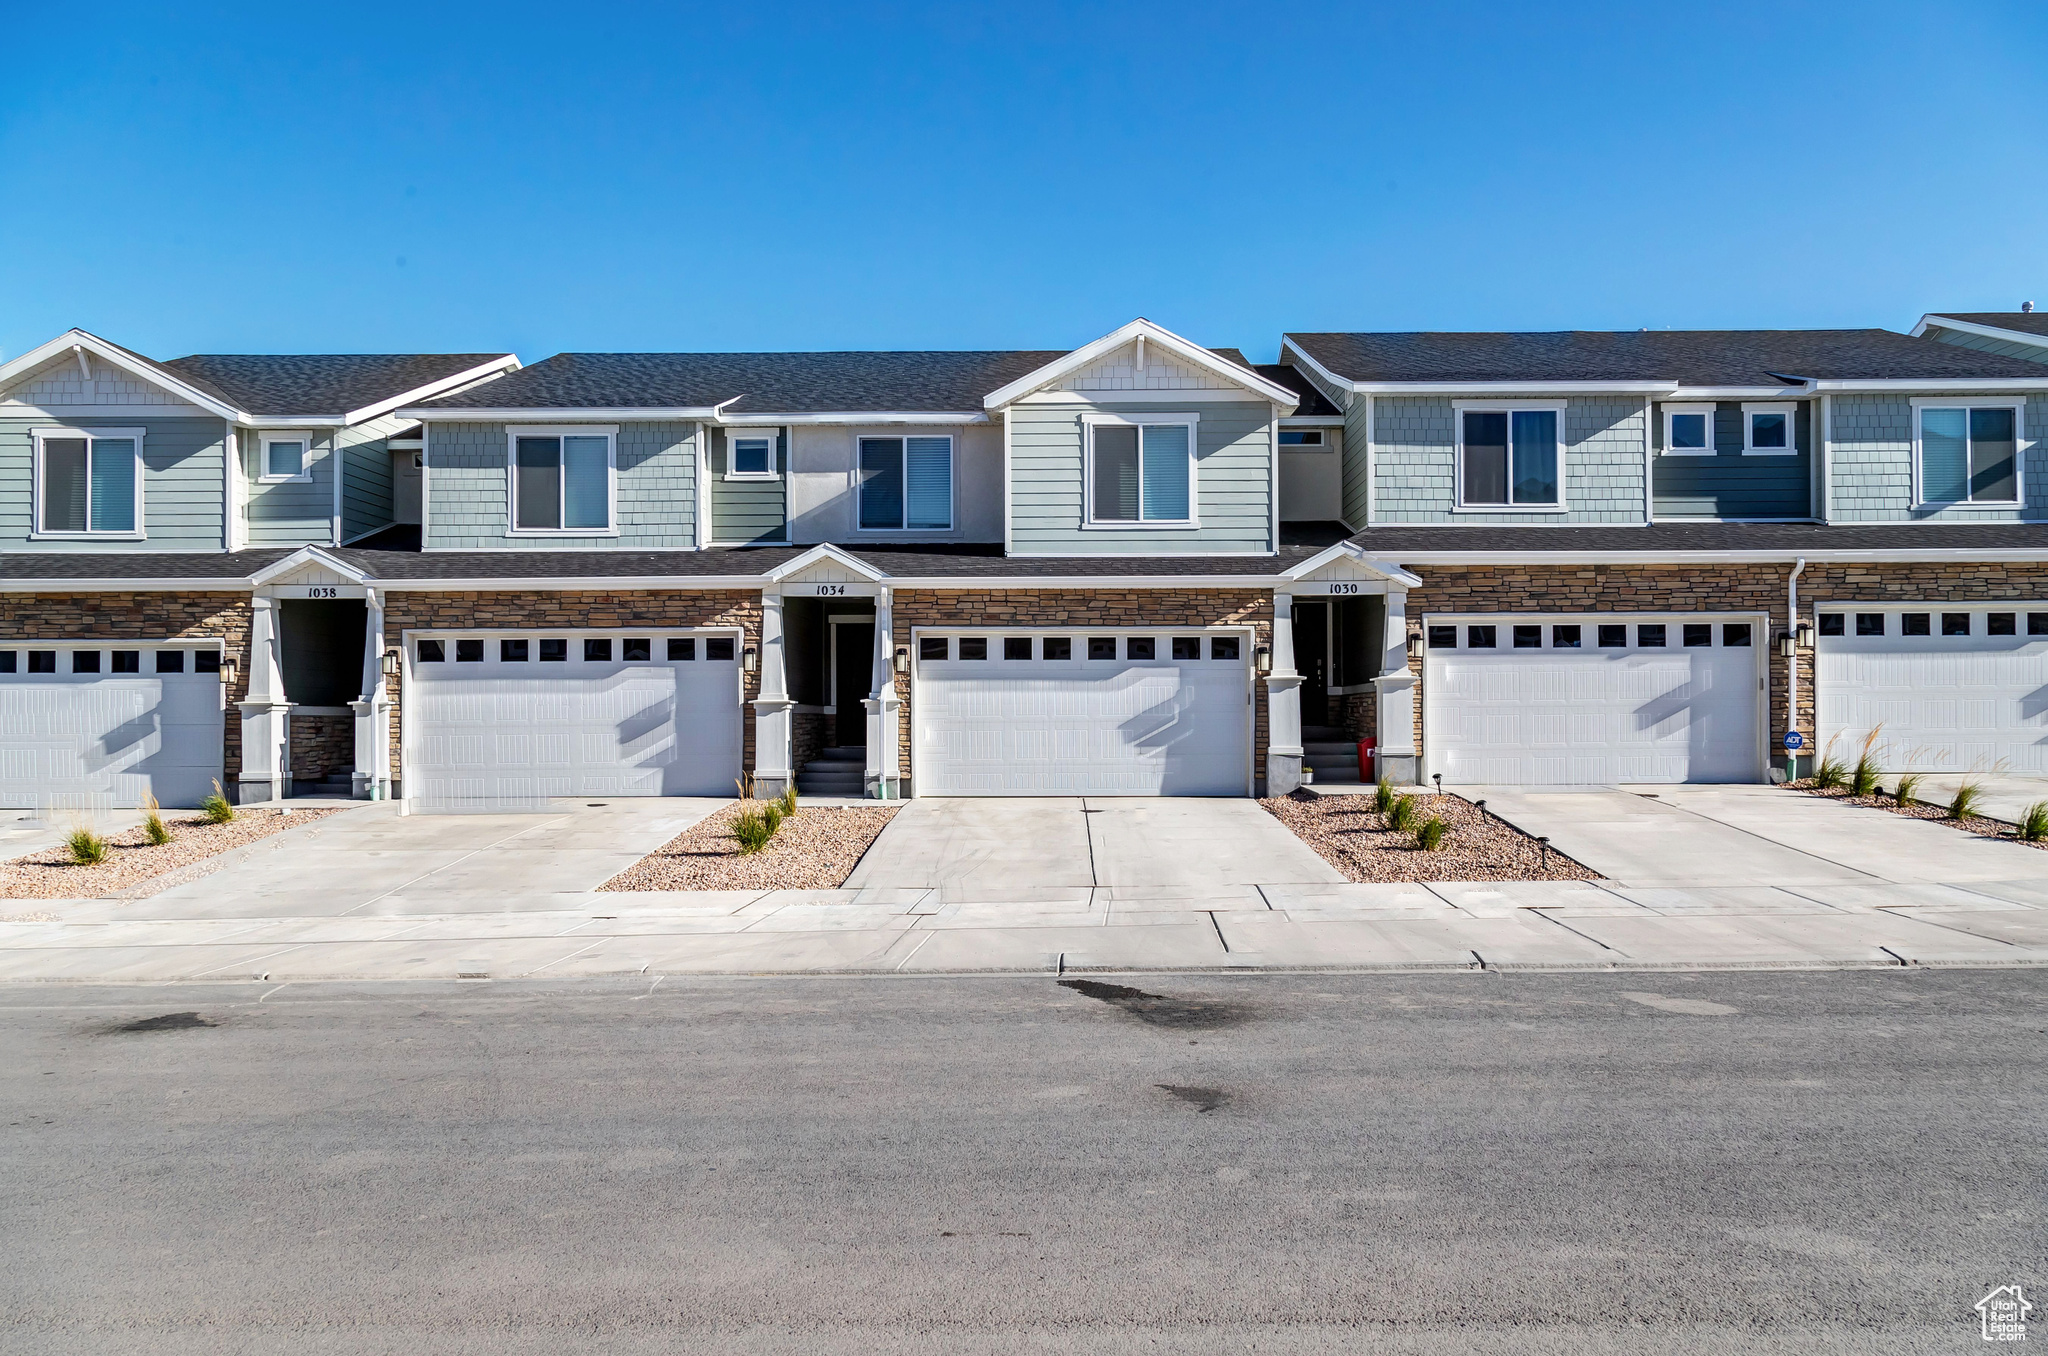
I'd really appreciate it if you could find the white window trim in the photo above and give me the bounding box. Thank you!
[1080,411,1200,529]
[29,426,146,540]
[1909,397,2026,508]
[722,429,781,482]
[1452,401,1567,512]
[1741,402,1798,456]
[257,431,315,483]
[1662,402,1716,457]
[503,424,620,537]
[1278,429,1327,448]
[856,433,957,533]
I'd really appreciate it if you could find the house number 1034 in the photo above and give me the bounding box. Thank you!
[814,584,847,596]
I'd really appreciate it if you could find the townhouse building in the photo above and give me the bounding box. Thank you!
[4,312,2046,811]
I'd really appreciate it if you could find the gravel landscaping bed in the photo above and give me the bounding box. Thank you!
[601,802,900,891]
[0,808,342,900]
[1261,790,1602,883]
[1786,782,2048,849]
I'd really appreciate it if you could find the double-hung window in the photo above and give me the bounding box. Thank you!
[1663,403,1715,456]
[1917,402,2020,505]
[726,431,779,480]
[1087,415,1195,524]
[1742,403,1795,455]
[259,432,311,482]
[35,428,141,536]
[858,435,953,530]
[508,426,615,533]
[1458,406,1560,507]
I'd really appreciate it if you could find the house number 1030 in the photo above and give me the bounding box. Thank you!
[1326,583,1360,595]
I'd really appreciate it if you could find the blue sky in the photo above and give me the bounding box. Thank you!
[2,0,2042,364]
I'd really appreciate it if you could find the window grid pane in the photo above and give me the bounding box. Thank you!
[1510,411,1558,504]
[859,438,904,529]
[561,436,609,529]
[41,438,89,532]
[1920,409,1968,503]
[1462,412,1508,505]
[905,436,952,529]
[1139,425,1190,521]
[1969,408,2017,502]
[1092,426,1139,522]
[515,437,562,529]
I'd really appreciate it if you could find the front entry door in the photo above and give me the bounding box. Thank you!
[833,622,874,747]
[1294,601,1330,727]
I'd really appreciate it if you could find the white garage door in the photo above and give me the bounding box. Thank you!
[1425,614,1765,785]
[0,642,225,810]
[406,630,743,811]
[1816,604,2048,774]
[914,630,1251,796]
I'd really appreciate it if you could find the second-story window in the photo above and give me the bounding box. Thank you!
[259,433,311,482]
[1918,404,2019,505]
[726,432,779,479]
[1087,416,1195,524]
[858,435,953,530]
[510,429,613,532]
[1459,408,1559,507]
[35,428,140,536]
[1663,404,1714,455]
[1742,403,1796,455]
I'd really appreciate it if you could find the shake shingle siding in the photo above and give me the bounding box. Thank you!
[1827,392,2048,523]
[1007,399,1274,555]
[423,420,698,550]
[1369,397,1647,524]
[0,415,226,550]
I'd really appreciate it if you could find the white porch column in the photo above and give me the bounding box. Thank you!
[751,590,795,798]
[1373,588,1420,785]
[862,588,902,799]
[349,587,391,800]
[1264,591,1304,796]
[236,594,291,803]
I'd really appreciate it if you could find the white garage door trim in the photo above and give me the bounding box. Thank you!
[910,626,1256,797]
[1814,600,2048,775]
[0,639,227,811]
[400,627,745,811]
[1423,611,1770,786]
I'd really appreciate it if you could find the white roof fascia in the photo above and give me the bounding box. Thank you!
[1667,385,1817,399]
[718,411,989,426]
[1911,314,2048,349]
[394,405,726,420]
[1277,339,1355,409]
[761,543,890,583]
[1278,541,1422,588]
[1809,378,2048,392]
[982,318,1300,411]
[1348,380,1679,394]
[247,544,373,587]
[0,329,245,421]
[343,354,521,425]
[1279,414,1346,426]
[1373,547,2048,566]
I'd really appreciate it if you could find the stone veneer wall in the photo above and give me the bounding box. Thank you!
[375,590,763,788]
[0,591,253,784]
[288,714,354,783]
[887,588,1274,793]
[792,710,824,777]
[1394,562,2048,768]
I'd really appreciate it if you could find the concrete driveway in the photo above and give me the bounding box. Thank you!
[1905,772,2048,825]
[116,798,727,920]
[843,797,1345,900]
[1467,784,2048,888]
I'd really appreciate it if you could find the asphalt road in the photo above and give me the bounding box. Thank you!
[2,969,2042,1354]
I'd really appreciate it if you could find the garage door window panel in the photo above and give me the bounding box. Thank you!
[859,436,953,531]
[1086,418,1195,525]
[510,430,614,534]
[35,430,141,537]
[1458,408,1560,508]
[1917,404,2020,506]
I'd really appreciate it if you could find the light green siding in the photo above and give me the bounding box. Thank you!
[422,420,698,550]
[0,415,227,551]
[709,428,789,544]
[339,414,412,541]
[1828,392,2048,522]
[1370,396,1647,524]
[1926,325,2048,365]
[1008,399,1274,555]
[244,430,336,545]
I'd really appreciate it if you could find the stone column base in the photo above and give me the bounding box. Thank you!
[1265,752,1304,797]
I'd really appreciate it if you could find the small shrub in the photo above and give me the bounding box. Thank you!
[140,793,173,846]
[730,807,774,854]
[1812,754,1848,792]
[2016,801,2048,843]
[777,783,798,818]
[200,780,235,824]
[66,827,109,865]
[1415,816,1448,851]
[760,801,784,835]
[1849,753,1883,799]
[1372,778,1396,815]
[1949,780,1985,821]
[1892,773,1923,809]
[1386,793,1420,833]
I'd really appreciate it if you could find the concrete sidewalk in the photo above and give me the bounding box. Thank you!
[3,873,2043,982]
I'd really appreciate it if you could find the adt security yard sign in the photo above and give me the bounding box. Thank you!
[1783,731,1805,751]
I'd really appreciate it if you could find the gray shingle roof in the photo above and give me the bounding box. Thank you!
[0,551,295,581]
[1342,522,2048,554]
[1925,312,2048,340]
[157,353,512,417]
[1285,329,2048,385]
[413,346,1270,414]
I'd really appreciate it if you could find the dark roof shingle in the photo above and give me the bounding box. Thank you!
[1924,312,2048,340]
[1257,364,1342,417]
[160,353,512,417]
[1285,329,2048,385]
